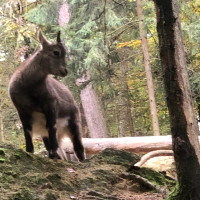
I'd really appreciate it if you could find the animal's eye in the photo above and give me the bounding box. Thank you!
[53,50,60,57]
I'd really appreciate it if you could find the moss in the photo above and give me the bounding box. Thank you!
[34,176,50,185]
[9,188,40,200]
[90,148,140,166]
[45,191,58,200]
[0,147,6,163]
[93,169,121,185]
[165,183,198,200]
[0,158,5,163]
[0,171,16,184]
[0,148,6,155]
[47,173,74,191]
[130,167,176,191]
[79,177,96,189]
[9,148,34,164]
[47,173,61,182]
[0,144,173,199]
[4,171,17,178]
[165,184,179,200]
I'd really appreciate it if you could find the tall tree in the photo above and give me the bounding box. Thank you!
[154,0,200,199]
[0,103,5,142]
[64,0,130,137]
[76,72,108,138]
[136,0,160,136]
[117,48,134,136]
[59,1,109,138]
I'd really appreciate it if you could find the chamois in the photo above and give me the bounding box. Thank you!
[8,31,85,161]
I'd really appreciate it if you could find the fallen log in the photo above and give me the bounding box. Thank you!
[61,135,173,155]
[135,150,174,167]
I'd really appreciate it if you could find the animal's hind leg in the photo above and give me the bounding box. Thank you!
[56,132,68,160]
[68,119,85,162]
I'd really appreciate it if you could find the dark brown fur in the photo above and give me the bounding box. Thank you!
[8,31,85,161]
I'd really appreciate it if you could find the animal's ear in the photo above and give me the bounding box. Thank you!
[38,30,50,48]
[57,31,61,43]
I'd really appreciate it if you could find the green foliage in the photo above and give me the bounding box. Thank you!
[0,0,200,141]
[24,0,62,26]
[64,0,124,75]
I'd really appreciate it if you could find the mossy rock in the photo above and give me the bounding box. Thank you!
[129,166,176,191]
[90,148,140,166]
[0,144,175,200]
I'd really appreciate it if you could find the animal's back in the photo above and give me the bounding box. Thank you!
[45,76,80,117]
[46,76,75,104]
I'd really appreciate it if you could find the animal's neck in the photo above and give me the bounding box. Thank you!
[21,52,47,85]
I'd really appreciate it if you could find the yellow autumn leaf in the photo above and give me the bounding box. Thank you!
[127,80,134,86]
[195,53,200,58]
[143,6,147,10]
[139,72,145,77]
[20,144,26,149]
[117,38,156,49]
[117,39,142,49]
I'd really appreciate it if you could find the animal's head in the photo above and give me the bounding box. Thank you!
[38,30,68,77]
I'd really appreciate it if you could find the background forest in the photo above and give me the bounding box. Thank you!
[0,0,200,148]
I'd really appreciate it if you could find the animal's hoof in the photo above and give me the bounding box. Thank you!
[49,150,61,159]
[77,153,85,162]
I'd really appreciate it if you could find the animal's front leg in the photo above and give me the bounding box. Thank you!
[19,112,34,153]
[45,112,60,159]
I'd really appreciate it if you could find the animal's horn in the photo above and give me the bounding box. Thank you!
[57,31,61,43]
[38,30,50,48]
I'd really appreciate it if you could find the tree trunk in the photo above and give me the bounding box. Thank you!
[154,0,200,199]
[0,106,4,142]
[116,49,134,136]
[195,97,200,121]
[62,135,172,154]
[136,0,160,136]
[77,72,108,138]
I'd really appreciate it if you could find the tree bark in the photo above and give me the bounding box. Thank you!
[154,0,200,199]
[0,105,5,142]
[117,49,134,136]
[77,72,108,138]
[62,135,172,154]
[136,0,160,136]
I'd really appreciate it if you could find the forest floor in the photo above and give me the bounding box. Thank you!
[0,143,176,200]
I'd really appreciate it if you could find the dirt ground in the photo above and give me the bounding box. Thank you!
[0,144,175,200]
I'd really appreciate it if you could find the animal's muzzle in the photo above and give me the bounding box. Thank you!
[60,67,68,77]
